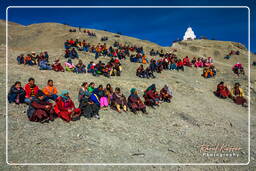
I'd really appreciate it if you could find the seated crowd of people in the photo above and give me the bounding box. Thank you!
[8,78,173,123]
[224,50,240,59]
[17,52,49,68]
[69,28,96,36]
[214,82,247,107]
[136,55,216,79]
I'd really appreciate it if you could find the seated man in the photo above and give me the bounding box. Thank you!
[43,79,58,101]
[24,77,39,104]
[160,85,173,103]
[52,59,64,72]
[8,81,25,104]
[27,90,54,123]
[74,60,86,74]
[128,88,147,114]
[136,65,146,78]
[214,82,231,99]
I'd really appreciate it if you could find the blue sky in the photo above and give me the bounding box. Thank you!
[0,0,255,52]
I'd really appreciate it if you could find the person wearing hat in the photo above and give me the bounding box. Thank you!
[26,90,54,123]
[128,88,147,114]
[54,90,81,122]
[231,83,247,106]
[143,84,160,108]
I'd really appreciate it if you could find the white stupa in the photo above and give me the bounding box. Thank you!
[183,27,196,40]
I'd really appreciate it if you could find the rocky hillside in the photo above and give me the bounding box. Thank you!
[0,20,256,170]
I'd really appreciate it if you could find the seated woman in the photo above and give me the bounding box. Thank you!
[204,57,213,67]
[136,65,146,78]
[93,85,108,110]
[128,88,147,114]
[24,78,39,104]
[78,82,100,119]
[183,56,192,67]
[202,67,214,78]
[176,59,184,71]
[191,57,197,64]
[64,59,75,72]
[64,49,71,58]
[111,87,128,113]
[43,79,58,101]
[27,90,54,123]
[74,59,86,74]
[232,62,245,76]
[64,40,71,49]
[8,81,26,104]
[105,84,113,105]
[54,90,81,122]
[169,61,177,70]
[145,67,155,79]
[160,85,173,103]
[39,59,52,70]
[111,62,122,76]
[88,82,95,93]
[231,83,247,106]
[143,84,160,107]
[194,58,203,68]
[102,63,111,78]
[52,59,64,72]
[70,48,79,59]
[214,82,231,99]
[17,54,24,64]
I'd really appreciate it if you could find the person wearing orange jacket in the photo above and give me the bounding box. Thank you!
[43,80,58,101]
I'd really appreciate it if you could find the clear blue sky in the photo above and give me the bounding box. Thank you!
[0,0,255,52]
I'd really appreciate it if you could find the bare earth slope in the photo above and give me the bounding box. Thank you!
[0,20,256,170]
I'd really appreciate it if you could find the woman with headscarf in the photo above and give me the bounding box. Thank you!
[160,85,173,103]
[54,90,81,122]
[64,59,75,72]
[74,59,86,73]
[231,83,247,106]
[111,87,127,113]
[27,90,54,123]
[52,59,65,72]
[143,84,160,107]
[128,88,147,114]
[214,82,231,99]
[78,82,100,119]
[93,85,108,110]
[8,81,26,104]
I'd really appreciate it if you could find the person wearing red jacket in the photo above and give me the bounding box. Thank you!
[176,59,184,71]
[54,90,81,122]
[183,56,192,67]
[24,77,39,104]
